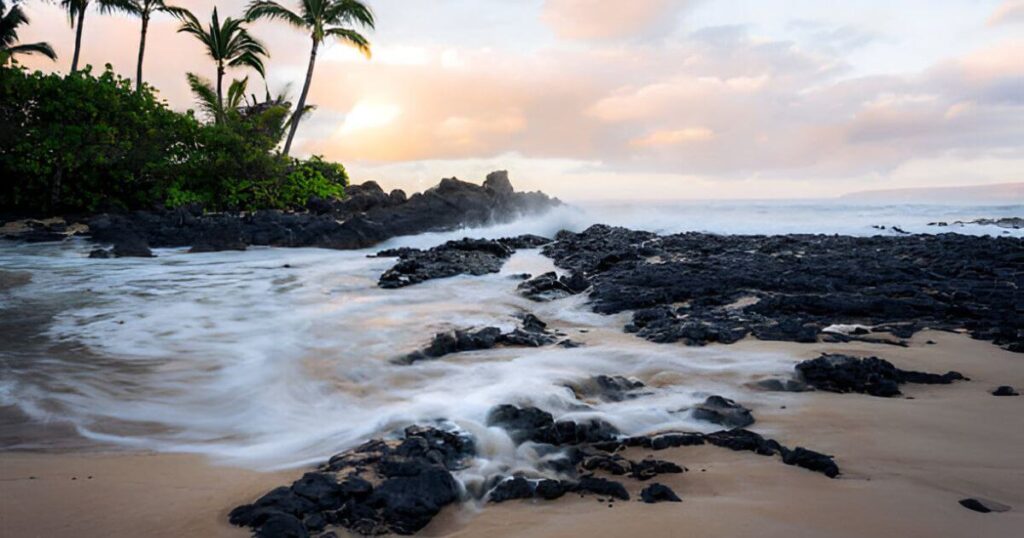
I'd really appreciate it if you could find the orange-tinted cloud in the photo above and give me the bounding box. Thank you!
[11,2,1024,199]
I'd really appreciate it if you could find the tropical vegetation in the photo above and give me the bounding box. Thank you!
[246,0,374,155]
[1,0,56,65]
[0,0,373,215]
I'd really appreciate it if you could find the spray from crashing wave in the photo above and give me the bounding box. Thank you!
[0,200,1019,474]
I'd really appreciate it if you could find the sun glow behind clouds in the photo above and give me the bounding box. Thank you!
[15,0,1024,199]
[339,101,402,135]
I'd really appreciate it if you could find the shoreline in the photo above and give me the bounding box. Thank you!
[3,330,1021,537]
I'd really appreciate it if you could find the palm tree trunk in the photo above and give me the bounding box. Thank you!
[216,61,224,123]
[70,8,86,72]
[136,14,149,92]
[283,39,319,157]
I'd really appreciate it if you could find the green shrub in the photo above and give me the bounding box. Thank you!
[0,65,351,214]
[0,65,199,213]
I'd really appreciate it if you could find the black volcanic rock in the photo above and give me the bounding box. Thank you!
[398,314,559,364]
[630,458,684,481]
[568,375,646,402]
[958,497,1011,513]
[488,476,535,503]
[692,395,755,429]
[517,271,589,301]
[230,426,472,537]
[992,385,1019,396]
[779,446,840,478]
[640,483,682,503]
[705,429,781,456]
[575,476,629,500]
[81,173,558,253]
[378,238,513,288]
[534,479,569,500]
[486,405,619,446]
[112,235,154,258]
[539,225,1024,352]
[795,354,965,397]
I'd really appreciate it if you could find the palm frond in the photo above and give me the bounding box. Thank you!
[226,76,249,111]
[325,27,370,57]
[59,0,87,27]
[97,0,138,15]
[7,41,58,61]
[228,50,266,78]
[326,0,374,29]
[186,72,220,121]
[245,1,305,28]
[1,1,57,62]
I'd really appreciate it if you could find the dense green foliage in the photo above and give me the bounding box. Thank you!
[0,65,348,214]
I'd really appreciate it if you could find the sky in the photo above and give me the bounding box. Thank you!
[15,0,1024,200]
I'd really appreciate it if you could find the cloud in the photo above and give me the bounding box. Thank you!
[541,0,696,40]
[630,127,715,147]
[988,1,1024,26]
[12,1,1024,198]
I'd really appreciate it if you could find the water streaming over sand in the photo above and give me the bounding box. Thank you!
[1,201,1021,472]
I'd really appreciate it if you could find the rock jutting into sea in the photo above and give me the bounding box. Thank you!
[2,171,560,256]
[538,225,1023,353]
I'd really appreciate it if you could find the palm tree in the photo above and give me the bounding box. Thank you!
[58,0,130,72]
[1,0,57,65]
[186,72,249,123]
[171,7,267,120]
[246,0,373,156]
[118,1,184,91]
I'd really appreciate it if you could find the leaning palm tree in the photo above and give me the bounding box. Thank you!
[171,7,267,119]
[58,0,131,72]
[1,0,57,65]
[246,0,374,156]
[118,1,184,91]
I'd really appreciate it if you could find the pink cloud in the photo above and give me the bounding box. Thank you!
[541,0,695,40]
[988,1,1024,26]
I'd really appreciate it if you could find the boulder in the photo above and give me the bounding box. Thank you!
[992,386,1019,396]
[488,476,535,503]
[483,170,514,196]
[959,498,1011,513]
[692,395,755,429]
[796,354,965,397]
[378,238,512,288]
[640,483,682,503]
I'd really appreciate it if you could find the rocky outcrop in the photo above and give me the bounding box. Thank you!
[795,354,965,397]
[486,405,620,446]
[396,314,560,364]
[377,236,553,289]
[566,375,647,402]
[691,395,755,429]
[540,225,1024,352]
[992,385,1019,396]
[230,426,473,537]
[78,173,559,254]
[958,497,1012,513]
[517,271,589,301]
[594,428,839,479]
[378,239,512,289]
[234,404,842,536]
[640,483,682,503]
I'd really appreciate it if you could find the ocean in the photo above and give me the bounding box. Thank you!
[0,201,1020,476]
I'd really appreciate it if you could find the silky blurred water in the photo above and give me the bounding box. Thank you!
[0,201,1020,471]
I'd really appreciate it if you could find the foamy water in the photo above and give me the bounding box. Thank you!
[0,201,1020,474]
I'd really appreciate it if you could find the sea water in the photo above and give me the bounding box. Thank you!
[0,201,1020,473]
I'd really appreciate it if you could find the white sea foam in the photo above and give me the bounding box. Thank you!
[0,201,1019,471]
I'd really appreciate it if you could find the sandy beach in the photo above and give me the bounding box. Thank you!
[3,330,1021,537]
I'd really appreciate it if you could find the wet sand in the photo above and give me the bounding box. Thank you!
[2,330,1022,537]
